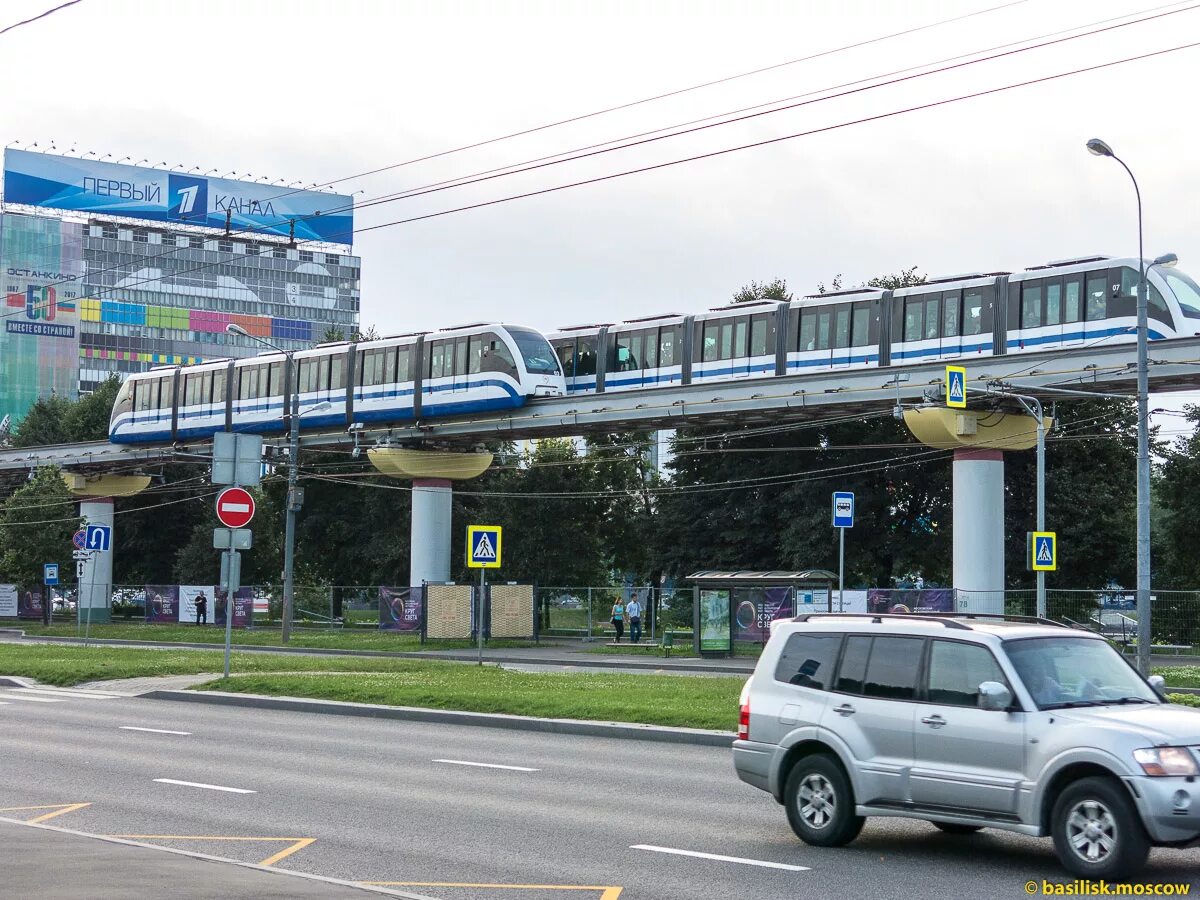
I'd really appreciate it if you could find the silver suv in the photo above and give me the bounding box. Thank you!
[732,613,1200,880]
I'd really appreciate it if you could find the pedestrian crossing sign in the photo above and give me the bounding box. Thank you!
[467,525,503,569]
[946,366,967,409]
[1029,531,1057,572]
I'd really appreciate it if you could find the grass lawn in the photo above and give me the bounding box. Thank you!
[1154,667,1200,688]
[13,623,535,652]
[0,643,507,686]
[197,668,742,731]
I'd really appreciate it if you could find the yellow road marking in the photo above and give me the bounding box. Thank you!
[108,835,316,867]
[366,884,622,899]
[0,802,92,823]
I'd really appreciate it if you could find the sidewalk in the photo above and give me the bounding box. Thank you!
[0,818,418,899]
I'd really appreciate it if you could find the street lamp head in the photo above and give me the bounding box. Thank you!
[1152,252,1179,268]
[225,323,249,338]
[1086,138,1115,158]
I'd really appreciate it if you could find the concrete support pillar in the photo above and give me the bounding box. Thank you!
[410,478,452,588]
[953,449,1005,614]
[79,498,114,624]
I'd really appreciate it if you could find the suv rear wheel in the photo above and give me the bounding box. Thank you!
[1050,776,1150,880]
[784,754,864,847]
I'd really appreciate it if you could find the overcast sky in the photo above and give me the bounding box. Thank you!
[4,0,1199,433]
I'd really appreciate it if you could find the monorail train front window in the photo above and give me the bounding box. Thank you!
[1163,269,1200,319]
[507,327,561,374]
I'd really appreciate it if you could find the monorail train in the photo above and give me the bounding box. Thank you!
[108,323,565,443]
[108,254,1200,443]
[548,255,1200,393]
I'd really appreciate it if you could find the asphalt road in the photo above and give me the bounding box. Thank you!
[3,688,1200,899]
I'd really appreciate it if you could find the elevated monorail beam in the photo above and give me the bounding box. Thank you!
[3,336,1200,473]
[314,336,1200,446]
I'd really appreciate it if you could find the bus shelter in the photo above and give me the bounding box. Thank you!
[687,570,836,657]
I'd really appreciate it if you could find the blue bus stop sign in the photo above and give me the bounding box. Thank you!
[43,563,59,586]
[832,492,855,529]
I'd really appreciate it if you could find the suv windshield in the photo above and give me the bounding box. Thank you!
[1005,636,1158,710]
[507,327,561,375]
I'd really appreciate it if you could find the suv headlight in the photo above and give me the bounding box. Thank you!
[1133,747,1200,776]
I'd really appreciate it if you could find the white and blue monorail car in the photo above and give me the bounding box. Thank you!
[550,255,1200,396]
[109,323,566,443]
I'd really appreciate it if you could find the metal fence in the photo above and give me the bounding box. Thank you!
[535,587,695,644]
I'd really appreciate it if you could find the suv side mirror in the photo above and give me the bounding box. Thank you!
[978,681,1013,712]
[1148,674,1166,698]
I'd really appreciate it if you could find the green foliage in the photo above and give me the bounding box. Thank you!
[0,467,79,586]
[867,266,925,290]
[732,278,792,303]
[11,375,122,447]
[1156,405,1200,588]
[1004,399,1139,588]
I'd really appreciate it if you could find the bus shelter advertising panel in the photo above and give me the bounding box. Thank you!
[699,589,731,652]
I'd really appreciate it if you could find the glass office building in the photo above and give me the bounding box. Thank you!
[0,210,361,422]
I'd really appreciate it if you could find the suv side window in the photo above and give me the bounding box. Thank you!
[774,633,842,689]
[926,640,1008,707]
[836,635,871,694]
[863,636,924,700]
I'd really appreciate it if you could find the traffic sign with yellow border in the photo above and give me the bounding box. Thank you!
[467,525,503,569]
[946,365,967,409]
[1029,531,1057,571]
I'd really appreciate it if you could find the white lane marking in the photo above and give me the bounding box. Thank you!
[631,844,810,871]
[153,779,255,794]
[1,693,67,703]
[11,688,117,700]
[120,726,192,736]
[432,759,540,772]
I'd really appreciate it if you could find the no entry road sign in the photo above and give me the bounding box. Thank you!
[215,487,256,529]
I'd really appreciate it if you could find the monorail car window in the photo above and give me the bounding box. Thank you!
[702,323,718,361]
[212,369,226,404]
[428,342,445,379]
[964,290,984,335]
[1086,272,1107,321]
[268,362,283,397]
[942,292,960,338]
[644,331,659,369]
[1046,280,1062,326]
[903,298,922,342]
[1022,283,1042,329]
[852,305,872,346]
[750,315,768,356]
[659,330,675,367]
[798,310,816,351]
[479,334,517,378]
[1115,266,1172,322]
[576,336,597,375]
[924,296,938,340]
[734,317,748,358]
[330,353,346,391]
[318,356,331,392]
[455,338,468,377]
[833,307,850,349]
[554,341,575,377]
[816,309,832,350]
[1065,277,1083,323]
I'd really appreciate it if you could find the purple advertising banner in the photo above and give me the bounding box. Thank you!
[733,587,794,642]
[145,585,179,623]
[867,588,954,615]
[379,586,422,632]
[214,587,252,628]
[17,586,44,620]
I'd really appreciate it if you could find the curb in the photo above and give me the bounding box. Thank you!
[141,689,737,747]
[2,632,756,675]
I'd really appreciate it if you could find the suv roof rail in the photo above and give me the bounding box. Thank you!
[916,611,1069,628]
[791,612,971,630]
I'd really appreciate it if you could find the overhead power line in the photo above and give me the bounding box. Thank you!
[0,0,83,38]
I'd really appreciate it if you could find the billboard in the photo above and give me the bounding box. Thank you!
[0,213,83,423]
[4,150,354,244]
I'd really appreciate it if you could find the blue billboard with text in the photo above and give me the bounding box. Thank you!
[3,150,354,245]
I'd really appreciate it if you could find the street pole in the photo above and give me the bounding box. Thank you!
[837,526,844,614]
[282,352,297,644]
[1035,410,1046,619]
[223,549,234,678]
[1088,139,1152,675]
[478,568,485,666]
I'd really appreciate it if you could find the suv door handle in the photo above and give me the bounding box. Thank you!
[833,704,856,716]
[921,715,946,728]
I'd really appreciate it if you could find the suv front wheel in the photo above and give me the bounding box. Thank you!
[1050,776,1150,880]
[784,754,865,847]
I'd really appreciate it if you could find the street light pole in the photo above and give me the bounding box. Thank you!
[1087,138,1151,674]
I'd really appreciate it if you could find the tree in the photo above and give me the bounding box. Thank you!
[1155,405,1200,587]
[11,396,72,447]
[0,467,79,587]
[11,375,123,447]
[732,278,793,304]
[1003,399,1141,588]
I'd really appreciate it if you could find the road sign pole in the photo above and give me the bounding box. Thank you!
[1036,413,1046,619]
[838,526,845,614]
[222,546,240,679]
[478,568,485,666]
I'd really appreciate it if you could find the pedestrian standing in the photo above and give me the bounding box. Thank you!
[627,594,643,644]
[195,591,208,625]
[611,598,625,642]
